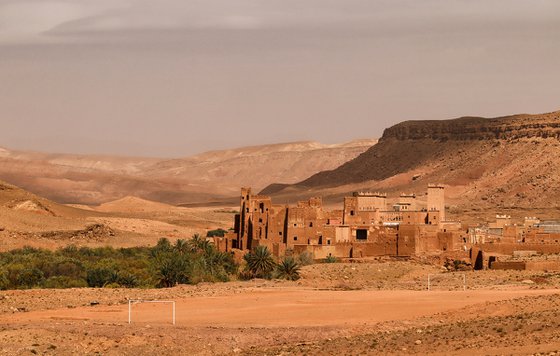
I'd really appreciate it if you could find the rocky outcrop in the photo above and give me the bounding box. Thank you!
[264,110,560,196]
[381,112,560,141]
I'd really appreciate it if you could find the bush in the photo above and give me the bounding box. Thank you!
[116,272,139,288]
[43,276,88,289]
[324,255,338,263]
[152,250,191,287]
[243,246,276,279]
[86,266,118,287]
[0,270,8,290]
[275,257,301,281]
[206,228,228,237]
[296,252,315,266]
[7,264,44,289]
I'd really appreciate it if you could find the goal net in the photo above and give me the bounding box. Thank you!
[128,300,176,325]
[427,273,466,291]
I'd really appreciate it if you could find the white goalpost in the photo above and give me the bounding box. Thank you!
[128,300,176,325]
[427,273,466,291]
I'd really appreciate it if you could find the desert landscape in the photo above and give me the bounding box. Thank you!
[3,262,560,355]
[2,1,560,355]
[3,111,560,355]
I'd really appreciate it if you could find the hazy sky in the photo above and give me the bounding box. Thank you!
[1,0,559,157]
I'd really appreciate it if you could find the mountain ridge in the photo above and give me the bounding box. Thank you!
[0,139,376,205]
[262,110,560,215]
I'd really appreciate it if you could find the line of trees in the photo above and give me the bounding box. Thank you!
[0,237,306,290]
[0,235,237,290]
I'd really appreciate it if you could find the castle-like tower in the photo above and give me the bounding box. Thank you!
[427,184,445,221]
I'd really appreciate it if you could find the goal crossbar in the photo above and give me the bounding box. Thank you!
[128,299,176,325]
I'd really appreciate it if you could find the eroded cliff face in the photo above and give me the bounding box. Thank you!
[381,112,560,141]
[266,110,560,212]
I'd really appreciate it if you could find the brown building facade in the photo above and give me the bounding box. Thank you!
[215,185,464,259]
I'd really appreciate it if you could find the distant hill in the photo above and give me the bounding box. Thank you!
[263,110,560,213]
[96,196,178,213]
[0,139,376,205]
[0,180,95,232]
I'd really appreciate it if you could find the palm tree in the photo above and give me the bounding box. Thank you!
[174,239,189,255]
[243,246,276,279]
[188,234,210,252]
[276,257,301,281]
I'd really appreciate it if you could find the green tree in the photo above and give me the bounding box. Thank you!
[174,239,189,255]
[86,266,118,287]
[243,246,276,279]
[188,234,210,252]
[153,251,190,287]
[116,272,139,288]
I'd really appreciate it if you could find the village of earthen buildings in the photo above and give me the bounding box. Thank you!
[215,184,560,271]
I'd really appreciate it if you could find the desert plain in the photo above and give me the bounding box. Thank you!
[3,261,560,355]
[3,112,560,355]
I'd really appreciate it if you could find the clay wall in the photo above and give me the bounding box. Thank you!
[491,261,560,271]
[343,197,360,225]
[293,243,352,259]
[398,194,417,211]
[380,211,403,224]
[427,211,441,226]
[266,206,288,245]
[398,224,452,256]
[293,240,398,259]
[356,195,387,211]
[359,227,397,256]
[491,261,526,270]
[427,184,445,221]
[471,243,560,269]
[396,224,419,256]
[524,230,560,244]
[402,211,427,225]
[335,226,351,242]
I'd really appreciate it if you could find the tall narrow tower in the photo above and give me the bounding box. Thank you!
[427,184,445,221]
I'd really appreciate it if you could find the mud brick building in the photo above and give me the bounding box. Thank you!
[214,184,466,259]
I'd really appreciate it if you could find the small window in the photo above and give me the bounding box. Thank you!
[294,223,297,227]
[293,236,298,241]
[356,229,367,240]
[279,231,282,236]
[350,210,355,216]
[309,222,313,227]
[327,239,331,245]
[258,218,263,223]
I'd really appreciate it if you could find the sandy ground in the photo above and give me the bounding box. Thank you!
[7,288,555,328]
[3,262,560,356]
